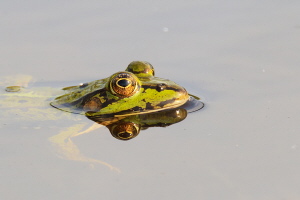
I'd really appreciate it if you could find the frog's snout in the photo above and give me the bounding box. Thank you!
[175,87,189,104]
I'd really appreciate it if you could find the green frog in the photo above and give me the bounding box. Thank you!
[1,61,204,172]
[50,61,190,117]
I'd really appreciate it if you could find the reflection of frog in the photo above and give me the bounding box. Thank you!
[88,108,189,140]
[1,61,204,172]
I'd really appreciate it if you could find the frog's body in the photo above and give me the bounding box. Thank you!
[51,61,189,117]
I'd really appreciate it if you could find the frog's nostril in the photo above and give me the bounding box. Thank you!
[156,83,167,92]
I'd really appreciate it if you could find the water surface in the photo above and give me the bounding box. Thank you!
[1,1,300,199]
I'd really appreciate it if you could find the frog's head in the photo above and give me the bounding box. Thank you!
[51,61,189,116]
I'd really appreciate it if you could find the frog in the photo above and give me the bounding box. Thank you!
[50,61,192,117]
[1,61,204,172]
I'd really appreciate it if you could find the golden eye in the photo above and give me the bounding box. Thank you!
[110,72,140,97]
[126,61,155,77]
[109,122,140,140]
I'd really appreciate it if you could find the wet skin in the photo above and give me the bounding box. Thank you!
[50,61,189,117]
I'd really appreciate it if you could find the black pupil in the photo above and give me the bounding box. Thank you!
[118,132,132,139]
[118,79,131,87]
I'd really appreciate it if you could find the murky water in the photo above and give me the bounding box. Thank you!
[1,1,300,199]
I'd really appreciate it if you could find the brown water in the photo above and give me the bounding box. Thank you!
[1,1,300,199]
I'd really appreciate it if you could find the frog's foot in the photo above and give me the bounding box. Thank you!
[72,122,103,137]
[59,137,120,173]
[5,86,22,92]
[49,123,120,173]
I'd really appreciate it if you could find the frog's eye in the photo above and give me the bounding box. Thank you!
[110,72,140,97]
[126,61,155,77]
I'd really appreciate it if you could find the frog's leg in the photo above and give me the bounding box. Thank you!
[72,122,102,137]
[49,123,120,173]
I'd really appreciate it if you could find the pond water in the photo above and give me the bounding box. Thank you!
[1,1,300,200]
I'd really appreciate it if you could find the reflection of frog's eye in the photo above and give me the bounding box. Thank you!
[109,122,140,140]
[110,72,140,97]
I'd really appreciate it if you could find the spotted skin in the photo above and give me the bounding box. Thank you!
[51,61,189,116]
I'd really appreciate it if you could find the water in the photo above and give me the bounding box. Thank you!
[1,1,300,199]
